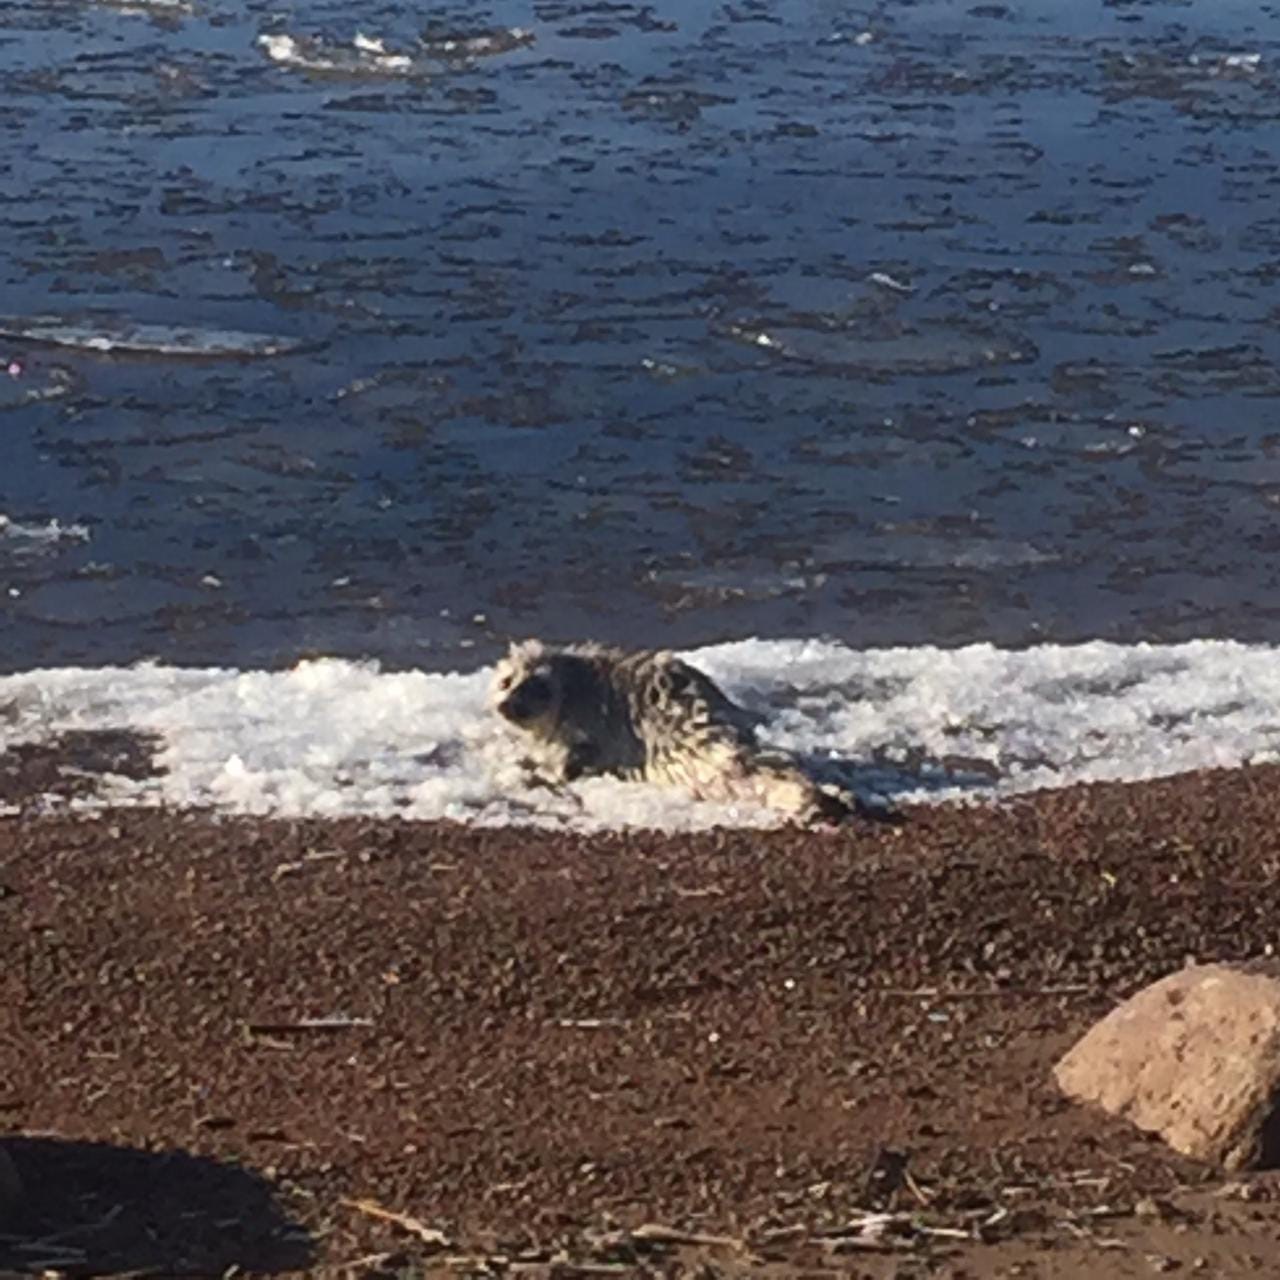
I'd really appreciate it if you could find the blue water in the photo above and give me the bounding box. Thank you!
[3,0,1280,671]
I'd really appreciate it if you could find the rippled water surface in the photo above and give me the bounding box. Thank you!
[3,0,1280,670]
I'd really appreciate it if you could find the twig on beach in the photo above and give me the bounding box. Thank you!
[327,1250,396,1274]
[876,984,1092,1000]
[754,1224,807,1245]
[904,1168,933,1206]
[246,1016,374,1035]
[816,1210,903,1240]
[816,1209,979,1252]
[629,1222,746,1249]
[1054,1171,1112,1189]
[532,1263,631,1276]
[914,1224,972,1240]
[1067,1204,1134,1221]
[272,849,346,879]
[756,1204,1011,1254]
[341,1197,451,1248]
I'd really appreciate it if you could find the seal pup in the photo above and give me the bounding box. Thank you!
[490,639,853,823]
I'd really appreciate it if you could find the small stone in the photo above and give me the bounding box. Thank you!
[1055,962,1280,1170]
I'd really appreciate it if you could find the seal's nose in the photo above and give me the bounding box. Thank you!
[496,675,551,724]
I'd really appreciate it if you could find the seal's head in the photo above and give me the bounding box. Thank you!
[491,640,562,734]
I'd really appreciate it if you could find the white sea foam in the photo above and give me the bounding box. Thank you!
[0,317,308,359]
[1,639,1278,830]
[257,32,418,77]
[0,515,90,554]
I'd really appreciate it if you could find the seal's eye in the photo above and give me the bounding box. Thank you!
[498,674,513,691]
[497,674,553,724]
[518,675,551,706]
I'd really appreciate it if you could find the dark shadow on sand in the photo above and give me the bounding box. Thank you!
[0,1136,313,1275]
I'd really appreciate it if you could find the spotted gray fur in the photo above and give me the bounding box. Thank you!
[490,639,850,823]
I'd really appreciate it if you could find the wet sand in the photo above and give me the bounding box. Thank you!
[5,766,1280,1275]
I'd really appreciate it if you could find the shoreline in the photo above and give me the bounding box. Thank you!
[4,766,1280,1275]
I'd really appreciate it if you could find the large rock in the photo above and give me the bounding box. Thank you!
[1055,962,1280,1170]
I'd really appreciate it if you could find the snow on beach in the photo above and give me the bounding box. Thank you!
[2,638,1279,831]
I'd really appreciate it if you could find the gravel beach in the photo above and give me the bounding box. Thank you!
[5,765,1280,1275]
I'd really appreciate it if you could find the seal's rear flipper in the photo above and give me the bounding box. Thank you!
[813,784,905,828]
